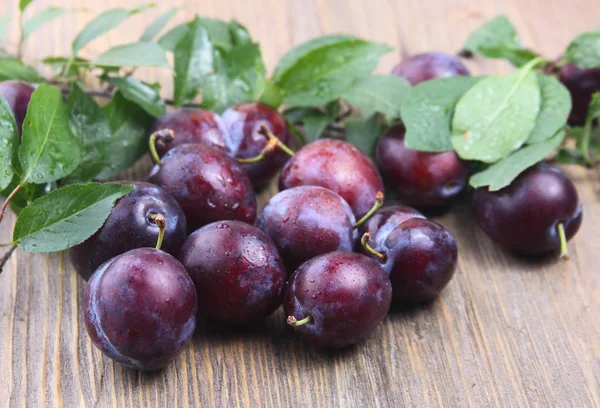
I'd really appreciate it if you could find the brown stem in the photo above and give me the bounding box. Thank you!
[0,184,23,225]
[237,136,280,164]
[148,129,175,165]
[0,244,17,274]
[360,232,386,261]
[353,191,384,228]
[148,213,167,250]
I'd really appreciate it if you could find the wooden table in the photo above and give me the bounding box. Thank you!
[1,0,600,406]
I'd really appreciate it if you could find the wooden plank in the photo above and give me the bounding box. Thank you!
[1,0,599,406]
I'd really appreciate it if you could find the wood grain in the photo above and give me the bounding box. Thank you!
[1,0,600,406]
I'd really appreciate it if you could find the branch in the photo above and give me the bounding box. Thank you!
[0,244,17,274]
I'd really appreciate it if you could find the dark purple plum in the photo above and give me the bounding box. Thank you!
[376,125,470,207]
[148,143,257,232]
[356,204,425,253]
[559,63,600,126]
[279,139,384,218]
[84,248,197,371]
[151,108,234,157]
[473,163,582,256]
[257,186,357,274]
[178,220,286,324]
[69,182,187,281]
[284,252,392,348]
[361,218,457,303]
[391,52,470,85]
[0,80,35,135]
[222,102,292,187]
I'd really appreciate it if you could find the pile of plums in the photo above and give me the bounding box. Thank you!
[0,51,587,371]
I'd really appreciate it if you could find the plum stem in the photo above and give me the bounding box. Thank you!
[0,184,23,226]
[148,129,175,165]
[557,222,569,260]
[148,213,167,250]
[258,125,295,158]
[360,233,386,261]
[287,315,312,327]
[353,191,384,228]
[237,136,280,164]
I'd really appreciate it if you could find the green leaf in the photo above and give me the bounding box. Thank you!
[526,75,571,144]
[158,23,189,51]
[0,95,20,190]
[95,92,153,179]
[19,0,34,12]
[72,6,154,54]
[173,17,213,106]
[341,75,411,118]
[201,42,266,112]
[275,37,391,106]
[470,129,564,191]
[62,83,112,184]
[23,7,65,38]
[258,78,283,109]
[578,92,600,165]
[140,7,179,42]
[0,15,10,39]
[106,76,165,118]
[42,56,89,77]
[229,20,252,47]
[13,182,134,253]
[566,31,600,68]
[18,85,81,184]
[345,114,385,156]
[303,110,335,142]
[94,42,169,68]
[463,16,538,67]
[273,35,354,81]
[555,147,586,165]
[0,58,43,82]
[451,59,542,162]
[402,76,479,152]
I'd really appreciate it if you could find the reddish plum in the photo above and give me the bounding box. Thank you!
[472,163,582,256]
[69,182,187,281]
[376,125,470,207]
[222,102,293,187]
[178,220,286,323]
[391,52,470,85]
[356,204,425,253]
[284,252,391,348]
[279,139,383,218]
[84,248,197,371]
[148,143,256,232]
[257,186,358,274]
[361,218,457,303]
[150,108,234,157]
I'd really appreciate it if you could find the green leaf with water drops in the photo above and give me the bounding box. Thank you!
[451,59,542,163]
[0,95,20,191]
[62,83,112,184]
[566,31,600,68]
[106,76,165,118]
[344,114,385,156]
[401,76,480,152]
[94,42,170,68]
[275,37,391,106]
[341,75,411,118]
[526,74,571,144]
[95,92,153,179]
[470,129,565,191]
[18,85,81,184]
[13,182,134,253]
[173,17,213,106]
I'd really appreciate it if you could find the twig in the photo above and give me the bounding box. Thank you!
[0,244,17,274]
